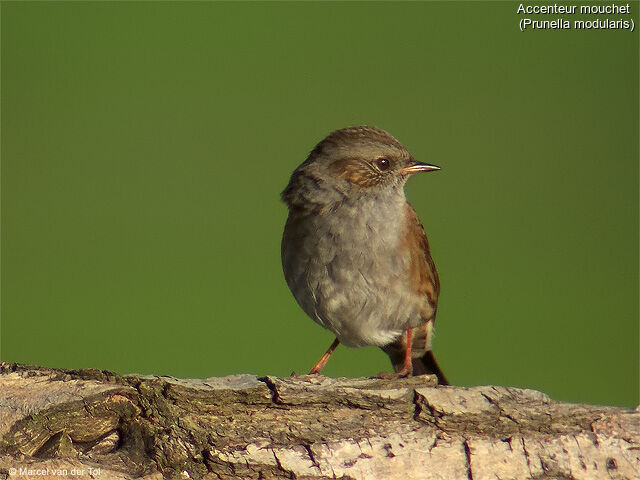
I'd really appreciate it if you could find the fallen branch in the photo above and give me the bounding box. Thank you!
[0,363,637,479]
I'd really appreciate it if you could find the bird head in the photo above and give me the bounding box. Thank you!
[282,126,439,210]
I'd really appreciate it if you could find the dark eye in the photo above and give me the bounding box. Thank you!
[376,157,390,171]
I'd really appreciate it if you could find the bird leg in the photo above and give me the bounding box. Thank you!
[378,328,414,379]
[398,327,414,376]
[309,338,340,374]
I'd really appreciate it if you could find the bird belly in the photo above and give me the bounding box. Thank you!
[282,208,429,348]
[310,257,426,347]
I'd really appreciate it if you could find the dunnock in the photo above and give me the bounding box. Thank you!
[281,126,448,384]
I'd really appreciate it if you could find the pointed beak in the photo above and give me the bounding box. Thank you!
[400,161,440,175]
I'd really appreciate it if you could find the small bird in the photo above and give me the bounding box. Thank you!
[281,126,448,384]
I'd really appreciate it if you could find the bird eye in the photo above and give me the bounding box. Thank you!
[376,157,390,171]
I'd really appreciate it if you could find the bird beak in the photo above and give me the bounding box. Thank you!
[400,161,440,175]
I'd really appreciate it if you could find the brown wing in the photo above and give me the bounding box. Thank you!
[402,203,440,317]
[382,203,440,361]
[383,204,447,382]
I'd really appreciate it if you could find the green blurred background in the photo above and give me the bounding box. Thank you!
[2,2,638,408]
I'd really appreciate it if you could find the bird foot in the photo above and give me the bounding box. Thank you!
[291,371,326,378]
[376,366,413,379]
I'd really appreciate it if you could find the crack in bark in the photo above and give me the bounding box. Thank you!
[572,435,587,471]
[500,436,513,452]
[463,439,474,480]
[480,392,519,425]
[411,389,423,422]
[412,390,440,427]
[589,421,600,447]
[303,444,321,471]
[427,433,443,454]
[259,377,284,405]
[271,448,295,479]
[521,437,533,478]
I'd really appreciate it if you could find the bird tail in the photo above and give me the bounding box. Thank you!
[412,350,449,386]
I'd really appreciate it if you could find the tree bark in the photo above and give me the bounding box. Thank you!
[0,363,637,480]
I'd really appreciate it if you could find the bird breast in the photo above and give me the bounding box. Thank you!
[282,190,430,347]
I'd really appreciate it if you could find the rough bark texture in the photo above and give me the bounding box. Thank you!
[0,363,638,480]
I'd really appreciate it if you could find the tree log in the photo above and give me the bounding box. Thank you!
[0,363,637,480]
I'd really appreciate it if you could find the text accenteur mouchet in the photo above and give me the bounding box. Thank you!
[517,3,631,15]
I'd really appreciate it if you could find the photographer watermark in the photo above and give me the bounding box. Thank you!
[8,466,101,477]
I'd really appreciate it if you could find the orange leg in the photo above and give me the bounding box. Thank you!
[396,327,413,377]
[378,328,414,379]
[309,338,340,374]
[404,327,413,369]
